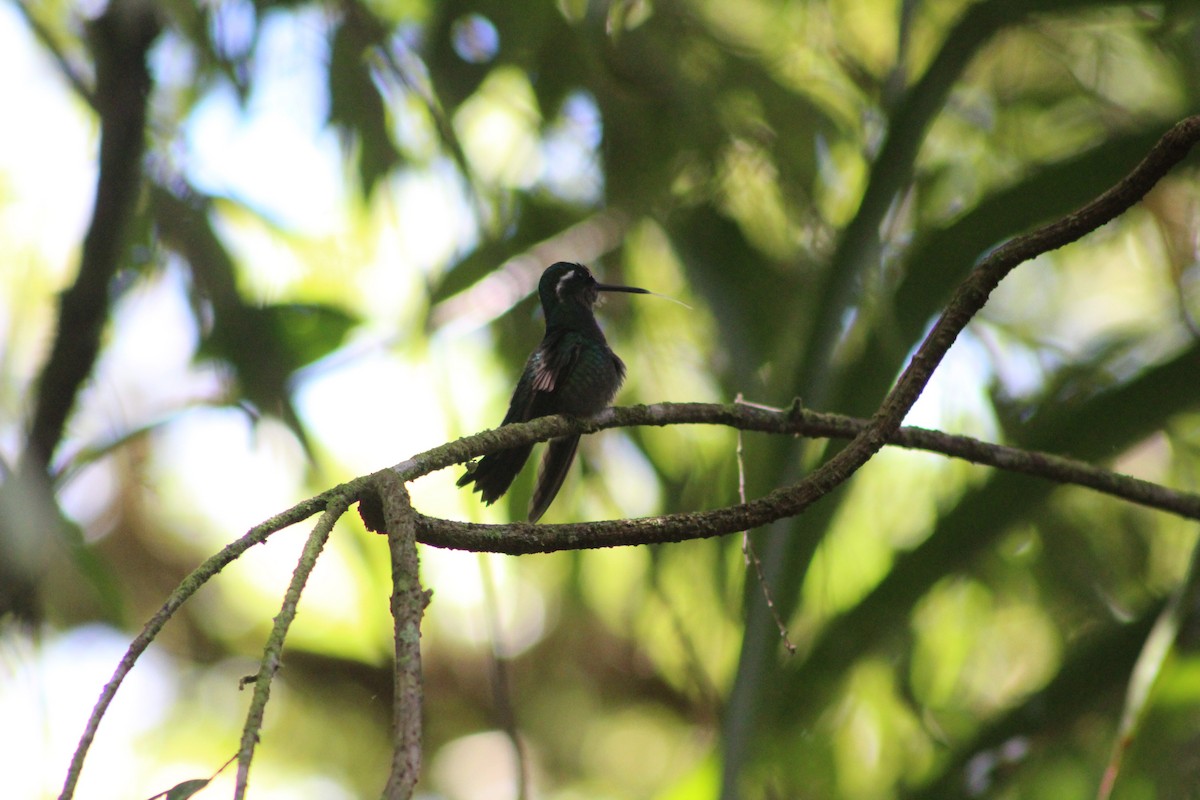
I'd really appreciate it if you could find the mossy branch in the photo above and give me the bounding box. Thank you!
[58,115,1200,800]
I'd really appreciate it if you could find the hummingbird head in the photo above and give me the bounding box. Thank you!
[538,262,649,316]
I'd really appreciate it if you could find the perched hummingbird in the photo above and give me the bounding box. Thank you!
[457,262,650,522]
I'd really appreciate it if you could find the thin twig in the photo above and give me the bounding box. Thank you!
[13,1,98,109]
[370,38,491,231]
[233,495,351,798]
[735,395,795,655]
[56,495,327,800]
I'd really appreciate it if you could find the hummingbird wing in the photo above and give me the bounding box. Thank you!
[528,329,579,396]
[526,332,591,521]
[456,334,583,508]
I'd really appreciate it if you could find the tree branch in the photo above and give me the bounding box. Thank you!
[56,115,1200,800]
[56,493,331,800]
[378,472,428,798]
[20,3,159,474]
[407,400,1200,551]
[1,0,161,623]
[13,1,98,110]
[403,115,1200,551]
[233,495,350,798]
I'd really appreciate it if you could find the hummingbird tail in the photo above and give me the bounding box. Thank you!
[528,435,580,522]
[457,444,534,505]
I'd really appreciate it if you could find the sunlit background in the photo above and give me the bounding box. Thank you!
[3,1,1200,798]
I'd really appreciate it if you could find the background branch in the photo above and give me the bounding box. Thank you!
[0,1,160,624]
[13,1,97,109]
[20,4,159,475]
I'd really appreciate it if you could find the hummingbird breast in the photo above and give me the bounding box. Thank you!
[530,331,627,419]
[564,347,626,416]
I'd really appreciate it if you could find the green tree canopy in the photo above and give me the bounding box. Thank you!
[3,0,1200,798]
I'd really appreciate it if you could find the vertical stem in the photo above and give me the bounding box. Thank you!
[379,473,428,798]
[20,1,159,475]
[233,497,348,798]
[56,499,320,800]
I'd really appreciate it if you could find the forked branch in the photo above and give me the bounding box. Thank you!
[58,116,1200,800]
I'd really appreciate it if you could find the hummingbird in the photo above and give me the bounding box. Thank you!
[457,262,650,522]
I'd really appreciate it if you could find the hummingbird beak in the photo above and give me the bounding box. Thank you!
[594,282,651,295]
[596,282,693,309]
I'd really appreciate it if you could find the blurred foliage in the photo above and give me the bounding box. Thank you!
[3,0,1200,798]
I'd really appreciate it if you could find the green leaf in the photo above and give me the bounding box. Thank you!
[199,301,357,404]
[146,777,210,800]
[328,16,403,197]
